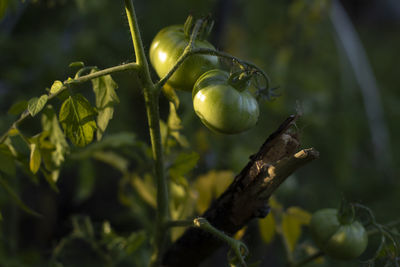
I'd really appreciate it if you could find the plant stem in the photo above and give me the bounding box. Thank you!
[0,62,139,144]
[124,1,169,266]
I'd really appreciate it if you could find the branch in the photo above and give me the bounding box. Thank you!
[0,62,139,144]
[162,115,319,267]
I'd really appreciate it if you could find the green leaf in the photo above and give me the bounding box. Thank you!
[59,94,97,147]
[42,106,69,169]
[281,207,311,253]
[168,103,189,148]
[286,206,311,225]
[125,231,147,254]
[43,169,60,193]
[75,159,95,203]
[71,132,136,159]
[8,100,28,115]
[169,152,199,184]
[282,212,302,252]
[131,174,156,208]
[69,61,85,68]
[50,80,64,94]
[162,84,180,109]
[90,70,119,140]
[0,144,16,177]
[259,214,276,243]
[0,174,41,217]
[28,94,48,117]
[92,151,129,173]
[29,140,41,174]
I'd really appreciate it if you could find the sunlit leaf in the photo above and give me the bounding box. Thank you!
[131,173,156,208]
[259,213,276,243]
[28,94,48,117]
[168,102,189,148]
[69,61,85,68]
[214,170,234,196]
[169,152,199,186]
[194,170,234,214]
[29,140,41,174]
[162,83,180,109]
[286,206,312,225]
[50,80,64,94]
[281,207,311,253]
[42,106,69,169]
[7,100,28,115]
[91,70,119,140]
[0,174,41,217]
[282,212,302,252]
[59,94,97,147]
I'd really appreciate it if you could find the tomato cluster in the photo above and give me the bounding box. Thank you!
[149,17,260,134]
[310,208,368,260]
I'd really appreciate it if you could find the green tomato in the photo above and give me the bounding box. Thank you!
[192,69,259,134]
[149,25,218,92]
[310,208,368,260]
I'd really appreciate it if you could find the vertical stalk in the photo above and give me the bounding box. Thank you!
[124,1,169,266]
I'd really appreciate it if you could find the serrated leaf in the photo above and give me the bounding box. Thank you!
[69,61,85,68]
[91,70,119,140]
[59,94,97,147]
[0,174,41,217]
[29,141,41,174]
[259,213,276,243]
[50,80,64,94]
[169,152,199,183]
[28,94,48,117]
[8,100,28,115]
[42,106,69,169]
[0,144,16,176]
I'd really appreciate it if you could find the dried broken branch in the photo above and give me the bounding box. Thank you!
[162,115,319,267]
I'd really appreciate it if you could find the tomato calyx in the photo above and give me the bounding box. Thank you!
[338,198,356,225]
[228,70,254,92]
[183,15,214,41]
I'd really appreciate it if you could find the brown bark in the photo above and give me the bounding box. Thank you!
[162,115,319,267]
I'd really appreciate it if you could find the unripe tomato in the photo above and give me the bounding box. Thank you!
[310,208,368,260]
[192,69,259,134]
[149,25,218,92]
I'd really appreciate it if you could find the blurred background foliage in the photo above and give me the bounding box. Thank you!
[0,0,399,266]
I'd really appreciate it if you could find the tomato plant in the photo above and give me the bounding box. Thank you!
[192,69,259,134]
[149,17,219,92]
[309,208,368,260]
